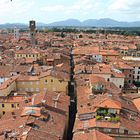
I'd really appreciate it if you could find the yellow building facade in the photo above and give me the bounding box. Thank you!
[0,73,69,116]
[16,75,69,94]
[0,101,20,116]
[15,48,44,60]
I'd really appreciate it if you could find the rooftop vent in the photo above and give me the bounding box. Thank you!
[25,109,35,115]
[41,100,46,104]
[14,93,17,96]
[22,131,28,136]
[83,120,89,133]
[108,93,113,97]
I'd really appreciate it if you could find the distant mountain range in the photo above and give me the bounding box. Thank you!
[1,18,140,28]
[47,18,140,27]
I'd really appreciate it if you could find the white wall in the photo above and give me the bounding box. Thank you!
[133,67,140,82]
[110,77,124,89]
[92,54,103,62]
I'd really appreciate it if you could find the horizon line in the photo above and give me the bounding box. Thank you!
[1,18,140,25]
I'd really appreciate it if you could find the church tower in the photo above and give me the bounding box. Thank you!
[14,26,19,41]
[29,20,36,47]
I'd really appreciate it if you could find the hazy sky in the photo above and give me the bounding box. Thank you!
[0,0,140,24]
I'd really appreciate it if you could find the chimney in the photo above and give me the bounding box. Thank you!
[83,121,89,133]
[4,132,8,140]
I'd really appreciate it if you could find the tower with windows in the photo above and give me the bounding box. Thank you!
[14,26,19,41]
[29,20,36,47]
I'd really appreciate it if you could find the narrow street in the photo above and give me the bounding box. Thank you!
[66,47,77,140]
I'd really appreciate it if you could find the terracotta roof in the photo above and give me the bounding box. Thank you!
[133,98,140,112]
[21,107,41,117]
[39,70,70,81]
[0,98,68,139]
[90,75,106,85]
[17,75,39,81]
[0,76,18,90]
[98,98,121,109]
[120,116,140,132]
[15,48,41,54]
[0,96,24,103]
[73,130,115,140]
[33,91,70,113]
[74,118,120,132]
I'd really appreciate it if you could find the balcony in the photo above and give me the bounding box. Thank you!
[96,108,120,122]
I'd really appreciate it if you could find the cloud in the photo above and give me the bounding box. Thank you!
[1,0,139,23]
[109,0,140,13]
[40,5,65,12]
[40,0,96,15]
[0,0,35,23]
[0,0,35,14]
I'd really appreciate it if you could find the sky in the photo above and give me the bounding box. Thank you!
[0,0,140,24]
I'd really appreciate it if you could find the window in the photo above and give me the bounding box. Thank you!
[119,85,122,88]
[44,88,47,91]
[30,88,34,92]
[124,130,128,134]
[45,80,47,83]
[137,76,140,80]
[36,88,39,92]
[25,88,28,91]
[51,79,53,82]
[129,80,131,84]
[129,74,131,77]
[59,79,63,83]
[138,71,140,74]
[19,88,22,91]
[107,78,110,82]
[2,111,5,115]
[11,104,14,108]
[53,87,56,91]
[2,104,4,108]
[103,128,111,133]
[139,67,140,69]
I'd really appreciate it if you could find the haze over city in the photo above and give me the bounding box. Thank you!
[0,0,140,24]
